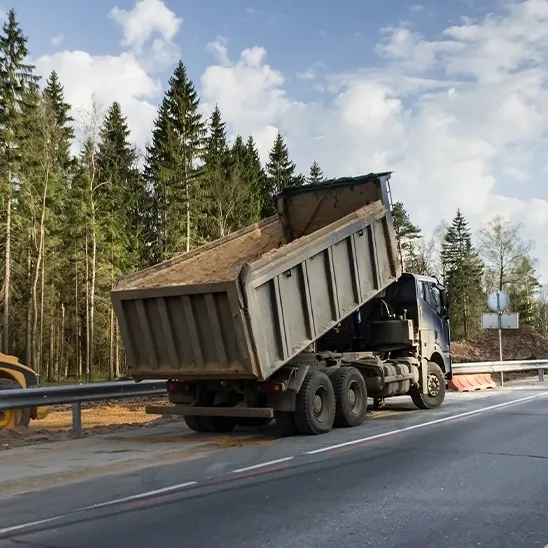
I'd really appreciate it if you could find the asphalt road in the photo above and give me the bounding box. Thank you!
[2,387,548,547]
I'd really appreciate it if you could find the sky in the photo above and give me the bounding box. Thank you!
[7,0,548,284]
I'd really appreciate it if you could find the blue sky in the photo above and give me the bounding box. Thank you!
[6,0,548,279]
[14,0,498,101]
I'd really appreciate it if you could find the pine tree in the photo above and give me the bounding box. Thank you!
[144,61,206,261]
[19,73,75,374]
[96,101,143,271]
[308,161,324,184]
[262,132,296,217]
[507,256,541,325]
[0,8,40,353]
[392,202,421,272]
[441,210,484,340]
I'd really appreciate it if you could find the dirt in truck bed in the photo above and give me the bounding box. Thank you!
[124,220,286,288]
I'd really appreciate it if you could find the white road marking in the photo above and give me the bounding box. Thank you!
[2,391,547,537]
[81,481,198,510]
[0,516,69,536]
[0,481,197,536]
[231,457,294,474]
[305,391,548,455]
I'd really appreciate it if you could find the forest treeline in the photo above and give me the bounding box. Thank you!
[0,9,545,381]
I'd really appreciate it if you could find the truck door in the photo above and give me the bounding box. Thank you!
[419,281,451,363]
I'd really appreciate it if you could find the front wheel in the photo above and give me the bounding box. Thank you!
[0,378,31,430]
[410,362,446,410]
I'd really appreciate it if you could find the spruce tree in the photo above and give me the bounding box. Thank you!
[201,105,230,239]
[0,8,40,353]
[392,202,421,272]
[96,101,144,272]
[441,210,484,340]
[262,132,296,217]
[144,61,206,261]
[308,161,325,184]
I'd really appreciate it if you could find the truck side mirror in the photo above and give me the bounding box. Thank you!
[439,288,449,315]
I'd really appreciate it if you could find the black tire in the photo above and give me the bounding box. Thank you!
[0,378,31,429]
[183,415,208,433]
[200,416,237,433]
[410,362,446,410]
[294,371,336,435]
[328,367,367,428]
[236,417,273,428]
[274,411,298,436]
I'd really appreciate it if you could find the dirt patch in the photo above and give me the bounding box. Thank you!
[126,220,286,288]
[0,400,175,450]
[452,326,548,384]
[452,326,548,363]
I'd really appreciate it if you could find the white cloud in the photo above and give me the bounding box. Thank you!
[33,0,180,155]
[34,50,161,152]
[30,0,548,279]
[50,35,64,47]
[109,0,182,70]
[198,2,548,278]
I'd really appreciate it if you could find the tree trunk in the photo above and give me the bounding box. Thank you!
[85,230,90,382]
[25,241,32,365]
[3,169,12,353]
[89,222,97,383]
[40,260,45,377]
[61,302,67,380]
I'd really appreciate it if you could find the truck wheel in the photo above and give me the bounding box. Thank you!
[236,417,273,428]
[328,367,367,428]
[274,411,298,436]
[294,371,336,435]
[200,416,237,433]
[183,415,208,433]
[0,378,31,430]
[410,362,446,410]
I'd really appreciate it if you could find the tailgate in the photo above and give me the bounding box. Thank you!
[112,281,260,380]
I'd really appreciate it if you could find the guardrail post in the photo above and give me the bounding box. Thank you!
[72,402,82,436]
[539,369,545,383]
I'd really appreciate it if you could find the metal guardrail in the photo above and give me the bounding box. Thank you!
[0,380,167,434]
[1,360,546,435]
[452,359,548,384]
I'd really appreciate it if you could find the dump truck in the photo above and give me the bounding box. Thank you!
[0,353,49,430]
[111,172,452,436]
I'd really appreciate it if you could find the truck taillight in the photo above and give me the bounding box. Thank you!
[166,381,193,394]
[257,381,286,394]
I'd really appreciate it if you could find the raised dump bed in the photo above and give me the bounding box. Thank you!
[111,172,400,382]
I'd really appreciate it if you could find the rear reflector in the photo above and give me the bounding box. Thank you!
[257,382,286,394]
[166,381,193,394]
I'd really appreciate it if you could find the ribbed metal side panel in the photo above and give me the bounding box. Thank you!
[116,288,255,379]
[248,212,398,378]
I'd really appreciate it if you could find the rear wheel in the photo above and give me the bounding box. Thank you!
[0,378,31,430]
[183,415,208,433]
[328,367,367,428]
[294,371,336,435]
[236,417,273,428]
[200,415,237,433]
[274,411,298,436]
[410,362,446,410]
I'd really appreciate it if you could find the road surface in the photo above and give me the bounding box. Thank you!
[1,386,548,547]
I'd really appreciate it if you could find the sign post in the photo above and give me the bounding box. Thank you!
[482,291,519,386]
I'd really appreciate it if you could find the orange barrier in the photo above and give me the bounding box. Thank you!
[448,374,497,392]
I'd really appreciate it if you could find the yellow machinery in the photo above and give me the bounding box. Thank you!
[0,353,49,430]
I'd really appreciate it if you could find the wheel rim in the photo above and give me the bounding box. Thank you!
[0,409,15,429]
[312,386,330,423]
[348,380,363,415]
[427,373,441,397]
